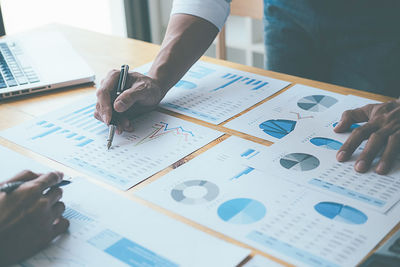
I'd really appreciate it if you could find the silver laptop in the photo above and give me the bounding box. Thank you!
[0,30,95,100]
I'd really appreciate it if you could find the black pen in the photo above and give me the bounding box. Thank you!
[0,179,71,194]
[107,64,129,150]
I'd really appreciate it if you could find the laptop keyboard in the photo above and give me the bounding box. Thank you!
[0,42,40,89]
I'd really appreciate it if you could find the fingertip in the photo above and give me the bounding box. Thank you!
[116,127,123,135]
[376,162,389,175]
[334,120,348,133]
[54,217,70,234]
[102,114,110,125]
[333,122,342,133]
[355,160,368,173]
[336,150,348,162]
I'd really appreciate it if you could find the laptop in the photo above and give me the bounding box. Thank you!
[0,30,95,100]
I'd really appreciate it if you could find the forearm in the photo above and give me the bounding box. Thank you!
[147,14,219,95]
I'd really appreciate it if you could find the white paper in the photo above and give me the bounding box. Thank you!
[243,255,285,267]
[0,97,222,190]
[0,146,51,182]
[19,178,250,267]
[135,61,291,124]
[136,137,400,267]
[251,136,400,213]
[224,84,350,141]
[0,147,250,267]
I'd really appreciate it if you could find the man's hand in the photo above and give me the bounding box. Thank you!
[94,70,165,134]
[0,171,69,266]
[334,100,400,174]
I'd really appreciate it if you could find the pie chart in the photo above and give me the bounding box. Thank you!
[171,180,219,205]
[217,198,266,224]
[297,95,338,112]
[314,202,368,225]
[310,137,343,150]
[259,119,296,139]
[280,153,320,171]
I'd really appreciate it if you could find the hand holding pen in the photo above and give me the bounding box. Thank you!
[94,67,166,141]
[0,171,70,265]
[107,65,129,150]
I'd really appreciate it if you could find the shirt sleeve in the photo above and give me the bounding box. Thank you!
[171,0,231,31]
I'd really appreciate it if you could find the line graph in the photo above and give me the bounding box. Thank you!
[136,122,195,145]
[289,111,314,120]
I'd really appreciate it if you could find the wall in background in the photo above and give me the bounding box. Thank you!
[147,0,265,68]
[1,0,127,36]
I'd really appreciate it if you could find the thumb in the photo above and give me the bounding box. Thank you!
[114,88,147,112]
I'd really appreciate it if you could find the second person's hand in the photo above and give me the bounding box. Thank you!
[334,100,400,174]
[94,69,166,134]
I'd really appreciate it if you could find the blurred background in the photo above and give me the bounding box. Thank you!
[1,0,265,68]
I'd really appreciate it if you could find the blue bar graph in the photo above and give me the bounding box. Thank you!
[211,76,243,92]
[240,148,260,159]
[247,231,339,267]
[77,139,93,147]
[31,121,95,148]
[64,108,95,124]
[58,103,96,121]
[67,133,77,138]
[97,128,109,135]
[246,79,255,85]
[252,82,268,90]
[88,230,178,267]
[231,166,255,180]
[32,127,61,140]
[211,74,269,92]
[63,207,94,223]
[241,149,255,157]
[59,129,70,134]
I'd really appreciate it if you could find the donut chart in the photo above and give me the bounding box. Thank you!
[171,180,219,205]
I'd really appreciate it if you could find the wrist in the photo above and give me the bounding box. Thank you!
[147,63,175,97]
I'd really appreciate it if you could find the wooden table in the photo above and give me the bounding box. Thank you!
[0,24,397,266]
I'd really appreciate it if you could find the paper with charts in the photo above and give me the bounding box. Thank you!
[0,147,250,267]
[224,84,379,142]
[135,61,290,124]
[252,135,400,213]
[0,97,222,190]
[136,137,400,267]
